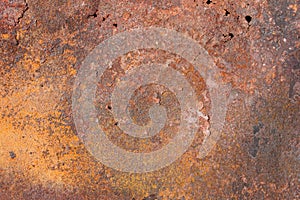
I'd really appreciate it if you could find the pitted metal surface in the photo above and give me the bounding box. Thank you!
[0,0,299,199]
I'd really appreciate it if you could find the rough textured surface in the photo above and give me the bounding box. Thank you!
[0,0,299,199]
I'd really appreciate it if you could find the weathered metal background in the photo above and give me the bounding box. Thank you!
[0,0,299,199]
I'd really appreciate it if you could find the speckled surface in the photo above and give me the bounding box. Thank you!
[0,0,299,199]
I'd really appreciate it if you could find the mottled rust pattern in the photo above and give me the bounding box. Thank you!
[0,0,299,199]
[95,49,209,153]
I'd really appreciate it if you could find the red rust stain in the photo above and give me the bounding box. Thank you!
[0,0,299,199]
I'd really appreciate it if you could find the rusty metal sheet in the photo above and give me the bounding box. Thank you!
[0,0,299,199]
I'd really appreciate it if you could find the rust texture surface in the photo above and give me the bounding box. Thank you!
[0,0,299,199]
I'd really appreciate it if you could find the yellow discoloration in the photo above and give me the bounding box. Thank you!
[289,4,298,12]
[1,34,10,39]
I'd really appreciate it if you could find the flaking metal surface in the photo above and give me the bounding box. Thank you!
[0,0,299,199]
